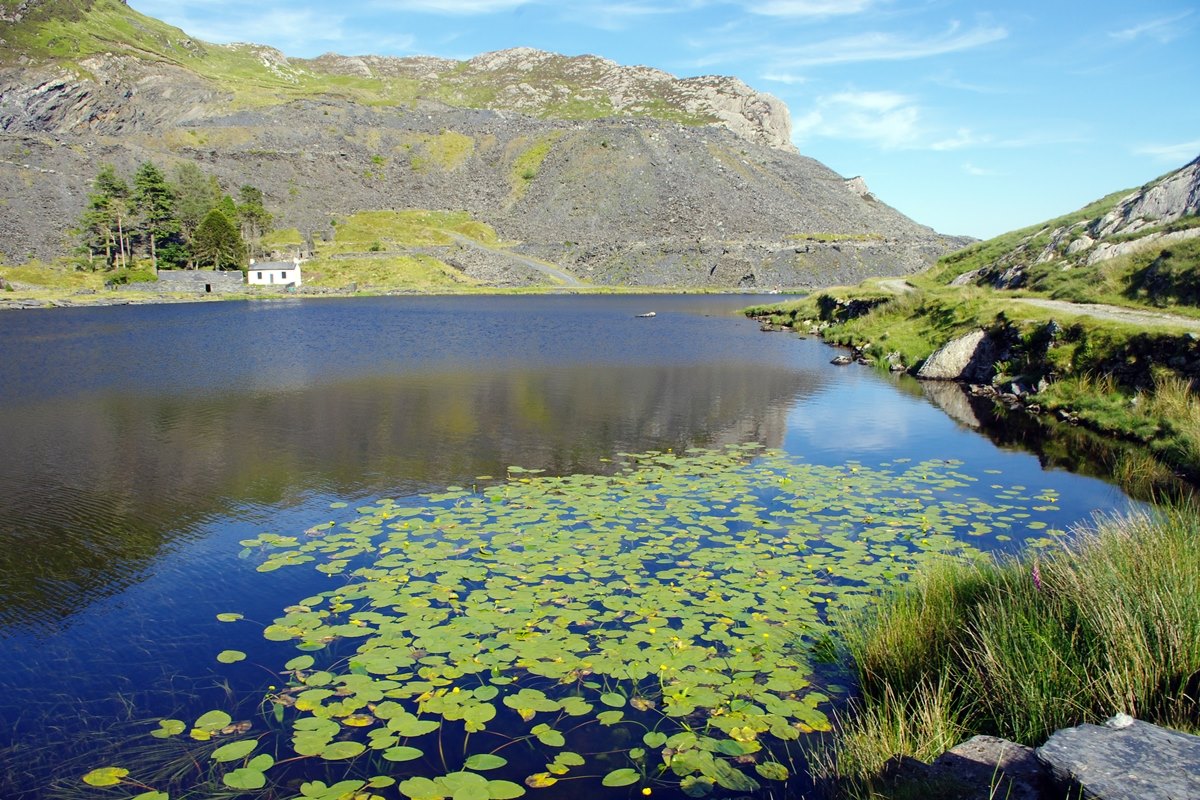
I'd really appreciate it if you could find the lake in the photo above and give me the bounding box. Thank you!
[0,295,1133,799]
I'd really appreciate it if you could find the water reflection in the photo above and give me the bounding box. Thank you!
[0,362,821,633]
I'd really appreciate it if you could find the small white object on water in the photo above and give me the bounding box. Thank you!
[1105,713,1135,729]
[636,312,656,318]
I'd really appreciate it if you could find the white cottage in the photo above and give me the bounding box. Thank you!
[248,259,303,287]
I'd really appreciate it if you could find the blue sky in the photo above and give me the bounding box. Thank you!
[129,0,1199,239]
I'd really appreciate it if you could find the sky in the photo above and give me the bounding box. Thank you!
[128,0,1200,240]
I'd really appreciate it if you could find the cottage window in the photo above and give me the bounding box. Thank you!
[257,272,263,279]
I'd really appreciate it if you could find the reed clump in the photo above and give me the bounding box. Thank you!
[825,506,1200,797]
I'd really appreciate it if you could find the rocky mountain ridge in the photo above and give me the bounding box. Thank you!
[0,0,965,287]
[949,155,1200,290]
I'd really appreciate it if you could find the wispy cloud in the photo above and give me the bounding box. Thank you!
[1134,140,1200,164]
[555,2,680,32]
[367,0,534,13]
[930,128,982,151]
[963,161,999,177]
[746,0,874,18]
[768,21,1007,67]
[760,72,809,85]
[792,91,921,150]
[926,69,1009,95]
[1109,11,1194,44]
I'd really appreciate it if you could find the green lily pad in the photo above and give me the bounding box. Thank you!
[601,768,640,787]
[82,767,128,787]
[223,767,267,790]
[211,739,257,762]
[464,753,508,771]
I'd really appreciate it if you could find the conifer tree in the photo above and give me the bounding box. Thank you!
[132,162,177,270]
[192,209,246,271]
[81,164,131,270]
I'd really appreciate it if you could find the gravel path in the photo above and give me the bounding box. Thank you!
[450,237,584,288]
[1011,297,1200,331]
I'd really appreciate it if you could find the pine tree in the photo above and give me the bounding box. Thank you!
[192,209,246,271]
[236,184,273,258]
[171,162,219,267]
[81,164,131,270]
[132,162,177,270]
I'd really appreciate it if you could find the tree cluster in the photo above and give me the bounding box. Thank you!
[79,161,274,272]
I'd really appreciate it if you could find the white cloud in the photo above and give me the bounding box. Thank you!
[760,72,809,85]
[930,128,984,151]
[1134,140,1200,164]
[1109,11,1194,44]
[555,2,680,32]
[962,162,999,177]
[926,70,1008,95]
[747,0,874,18]
[773,21,1007,67]
[792,91,921,150]
[367,0,534,13]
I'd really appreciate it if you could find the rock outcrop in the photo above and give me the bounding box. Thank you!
[1038,717,1200,800]
[951,154,1200,290]
[917,330,1005,383]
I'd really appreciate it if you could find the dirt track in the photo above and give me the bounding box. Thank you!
[1010,297,1200,331]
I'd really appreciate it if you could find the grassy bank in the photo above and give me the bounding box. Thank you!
[823,506,1200,798]
[746,282,1200,480]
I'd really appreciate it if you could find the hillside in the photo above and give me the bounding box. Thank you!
[748,154,1200,485]
[933,155,1200,305]
[0,0,964,289]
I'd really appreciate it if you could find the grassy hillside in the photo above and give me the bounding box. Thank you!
[747,161,1200,481]
[924,189,1131,284]
[0,0,716,122]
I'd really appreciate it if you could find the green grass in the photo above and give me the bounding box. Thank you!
[409,131,476,172]
[0,260,109,290]
[301,254,474,290]
[922,189,1132,286]
[1,0,719,124]
[508,132,564,201]
[290,209,505,289]
[826,506,1200,797]
[326,210,501,252]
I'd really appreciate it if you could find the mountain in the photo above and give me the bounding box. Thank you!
[0,0,966,288]
[935,155,1200,299]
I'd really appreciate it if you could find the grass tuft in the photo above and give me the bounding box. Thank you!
[829,506,1200,796]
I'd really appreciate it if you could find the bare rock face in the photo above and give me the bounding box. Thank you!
[1038,719,1200,800]
[676,75,792,151]
[1093,155,1200,239]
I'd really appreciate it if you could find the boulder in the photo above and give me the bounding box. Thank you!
[917,330,1002,383]
[1037,717,1200,800]
[931,735,1047,800]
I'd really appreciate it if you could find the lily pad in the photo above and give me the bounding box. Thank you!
[81,767,128,787]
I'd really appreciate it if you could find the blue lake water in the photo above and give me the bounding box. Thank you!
[0,295,1132,798]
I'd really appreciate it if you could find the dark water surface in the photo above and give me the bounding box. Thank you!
[0,295,1130,798]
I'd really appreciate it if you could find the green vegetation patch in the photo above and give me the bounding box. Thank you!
[222,446,1066,798]
[409,131,476,173]
[327,210,500,252]
[303,254,473,290]
[508,132,564,201]
[829,505,1200,796]
[925,189,1131,286]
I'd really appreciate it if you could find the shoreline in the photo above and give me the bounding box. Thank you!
[0,285,798,312]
